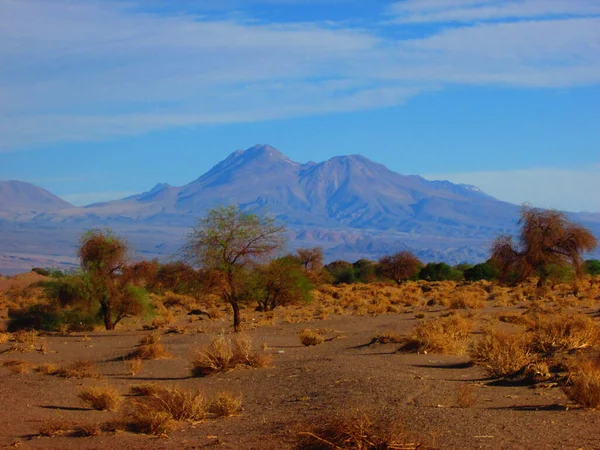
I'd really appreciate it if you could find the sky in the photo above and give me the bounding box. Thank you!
[1,0,599,211]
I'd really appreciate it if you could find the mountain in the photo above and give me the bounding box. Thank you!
[0,180,73,220]
[0,145,598,274]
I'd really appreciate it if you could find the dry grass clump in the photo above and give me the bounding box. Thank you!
[54,360,99,378]
[373,331,404,344]
[123,386,210,436]
[0,332,10,344]
[298,329,325,346]
[207,392,243,417]
[563,355,600,409]
[38,420,73,437]
[471,329,534,378]
[2,359,32,374]
[125,357,143,376]
[531,313,599,353]
[400,315,472,355]
[78,385,122,411]
[297,409,416,450]
[191,334,271,377]
[455,384,476,408]
[448,294,485,310]
[34,363,59,375]
[129,382,162,397]
[131,332,169,360]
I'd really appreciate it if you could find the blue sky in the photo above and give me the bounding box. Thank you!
[1,0,599,211]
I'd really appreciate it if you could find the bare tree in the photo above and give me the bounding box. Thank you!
[183,205,285,331]
[377,251,422,285]
[491,206,597,288]
[296,247,324,272]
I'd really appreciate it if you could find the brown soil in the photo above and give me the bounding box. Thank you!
[1,308,599,450]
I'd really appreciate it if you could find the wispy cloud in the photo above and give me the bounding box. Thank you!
[1,0,599,149]
[425,167,600,213]
[388,0,600,24]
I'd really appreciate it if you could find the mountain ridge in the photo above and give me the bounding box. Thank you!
[1,145,598,275]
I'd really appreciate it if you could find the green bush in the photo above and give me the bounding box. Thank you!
[585,259,600,276]
[464,260,499,281]
[418,262,462,281]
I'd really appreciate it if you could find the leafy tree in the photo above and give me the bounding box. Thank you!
[463,260,499,281]
[325,260,356,285]
[254,258,313,311]
[353,259,378,283]
[183,205,285,331]
[418,262,461,281]
[491,206,597,288]
[377,251,422,284]
[78,229,151,330]
[584,259,600,276]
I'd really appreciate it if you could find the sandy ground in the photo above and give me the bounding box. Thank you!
[1,307,600,450]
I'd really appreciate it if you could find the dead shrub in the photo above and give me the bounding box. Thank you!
[2,359,31,374]
[125,357,143,376]
[191,334,269,377]
[55,360,99,378]
[35,363,58,375]
[373,331,404,344]
[131,332,169,360]
[124,386,205,435]
[400,315,472,355]
[297,409,416,450]
[563,355,600,409]
[72,423,102,437]
[78,385,122,411]
[455,385,476,408]
[129,382,162,397]
[531,313,599,352]
[207,392,243,417]
[471,329,534,378]
[298,329,325,346]
[38,420,72,437]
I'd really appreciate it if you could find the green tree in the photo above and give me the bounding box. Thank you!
[463,260,499,281]
[418,262,461,281]
[254,258,313,311]
[491,206,597,288]
[78,229,150,330]
[584,259,600,276]
[377,251,422,285]
[183,205,285,331]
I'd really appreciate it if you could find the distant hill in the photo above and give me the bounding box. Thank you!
[0,180,73,220]
[0,145,598,274]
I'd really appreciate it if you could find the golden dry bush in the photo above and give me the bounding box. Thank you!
[38,420,72,437]
[72,423,102,437]
[401,315,472,355]
[563,356,600,409]
[471,329,534,378]
[129,382,162,397]
[298,328,325,346]
[2,359,31,374]
[132,332,169,360]
[34,363,58,375]
[455,384,476,408]
[191,334,270,377]
[124,409,176,437]
[0,332,10,344]
[191,334,234,376]
[78,385,122,411]
[373,331,404,344]
[207,392,243,417]
[129,386,206,427]
[297,409,416,450]
[55,360,99,378]
[125,357,143,376]
[531,313,600,352]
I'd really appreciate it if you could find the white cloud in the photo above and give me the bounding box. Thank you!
[389,0,600,23]
[0,0,599,149]
[425,167,600,213]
